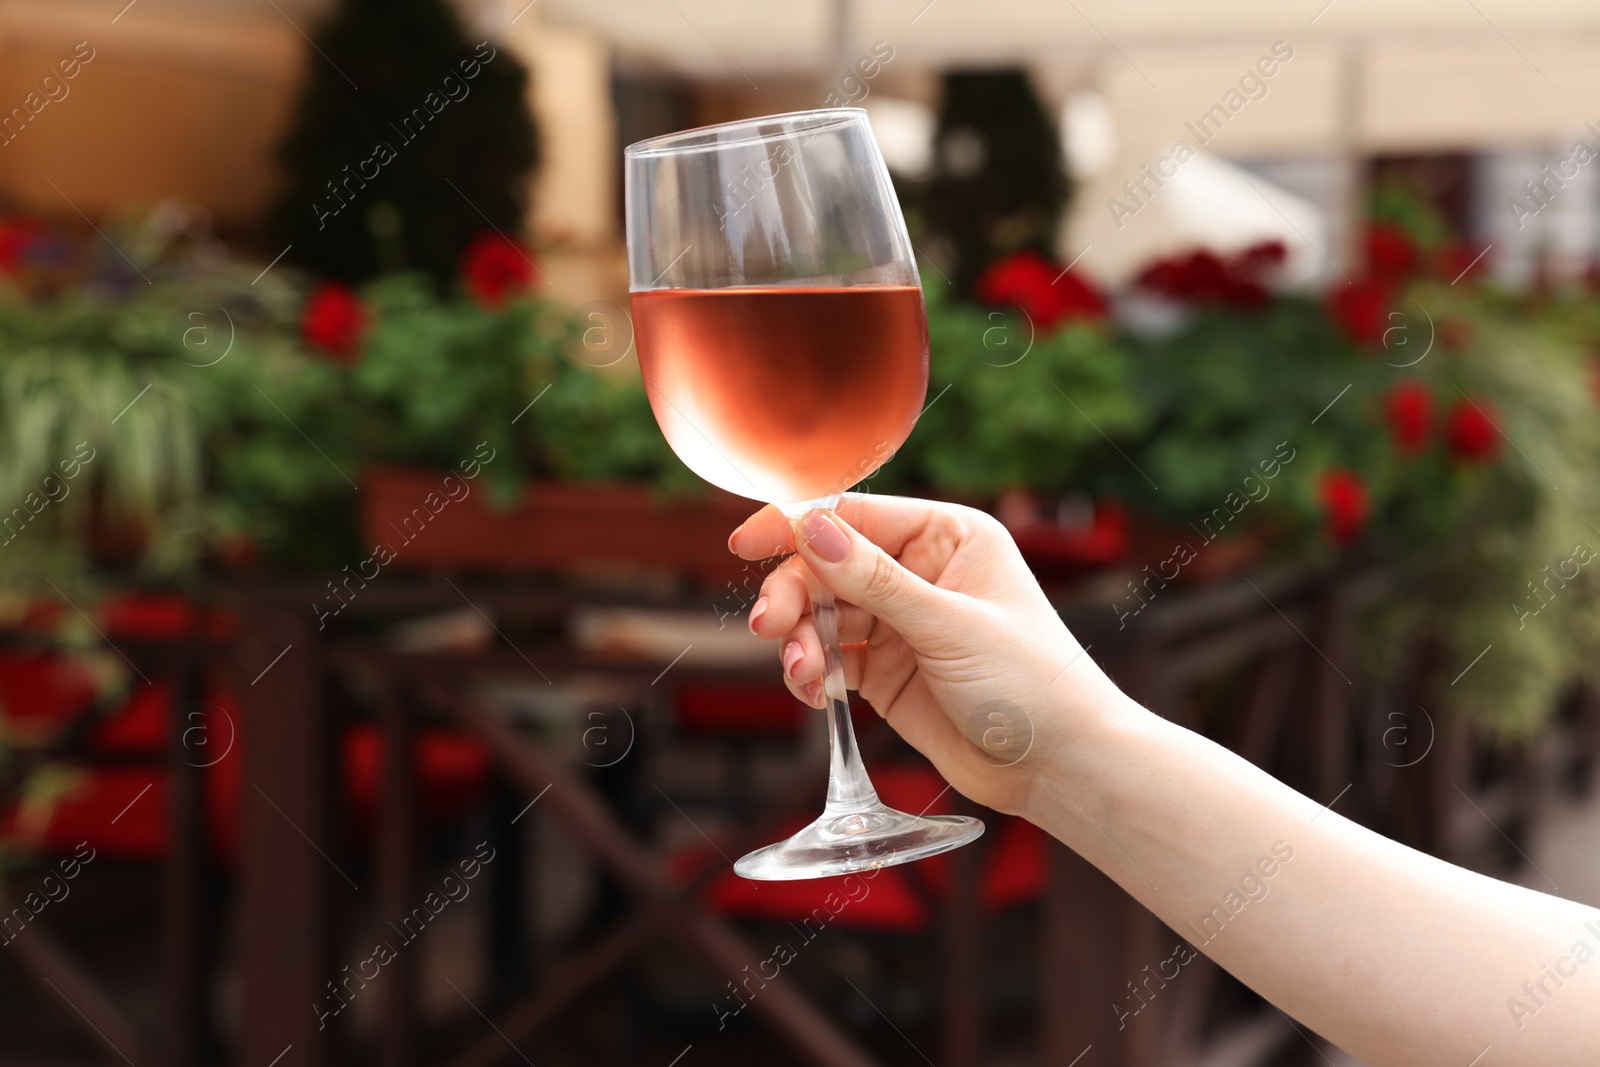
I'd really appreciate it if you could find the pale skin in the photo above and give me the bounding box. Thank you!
[730,493,1600,1067]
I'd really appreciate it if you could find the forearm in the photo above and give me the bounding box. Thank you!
[1024,694,1600,1066]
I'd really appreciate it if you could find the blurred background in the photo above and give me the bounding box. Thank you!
[3,0,1600,1064]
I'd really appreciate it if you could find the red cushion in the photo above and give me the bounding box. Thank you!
[100,593,236,642]
[684,764,960,932]
[980,816,1047,910]
[1,768,166,859]
[0,652,178,755]
[708,850,932,933]
[0,653,97,738]
[342,725,492,832]
[100,594,195,640]
[688,766,1044,924]
[89,679,169,753]
[0,683,242,861]
[0,686,491,863]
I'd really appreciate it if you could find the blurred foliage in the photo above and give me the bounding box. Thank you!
[1428,279,1600,735]
[1118,252,1600,736]
[1369,175,1455,253]
[881,281,1144,497]
[1107,293,1358,527]
[4,208,1600,735]
[0,216,686,586]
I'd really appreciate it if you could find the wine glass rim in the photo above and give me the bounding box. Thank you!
[624,108,868,158]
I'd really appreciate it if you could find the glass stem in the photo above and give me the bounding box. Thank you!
[804,563,882,814]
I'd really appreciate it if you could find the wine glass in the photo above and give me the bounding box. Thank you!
[624,108,984,880]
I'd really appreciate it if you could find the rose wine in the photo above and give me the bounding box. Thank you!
[631,286,929,505]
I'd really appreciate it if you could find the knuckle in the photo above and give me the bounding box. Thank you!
[863,546,901,600]
[933,501,1006,546]
[967,507,1009,541]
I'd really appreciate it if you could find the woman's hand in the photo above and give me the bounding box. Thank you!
[730,493,1127,815]
[732,501,1600,1066]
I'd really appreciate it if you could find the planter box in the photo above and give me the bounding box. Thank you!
[359,468,757,585]
[1008,503,1129,581]
[1126,515,1269,585]
[362,468,1142,588]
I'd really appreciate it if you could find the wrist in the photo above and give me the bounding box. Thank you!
[1017,674,1152,831]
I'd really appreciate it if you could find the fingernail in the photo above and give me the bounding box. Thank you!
[727,524,743,554]
[801,510,849,563]
[782,641,804,679]
[803,680,824,706]
[748,596,768,634]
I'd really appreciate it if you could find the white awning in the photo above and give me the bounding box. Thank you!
[543,0,1600,150]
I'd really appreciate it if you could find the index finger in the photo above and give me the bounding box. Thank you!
[729,493,971,562]
[729,504,796,559]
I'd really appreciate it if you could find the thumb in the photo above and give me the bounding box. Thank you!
[795,508,949,643]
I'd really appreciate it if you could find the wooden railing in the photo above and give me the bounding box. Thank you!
[4,564,1593,1065]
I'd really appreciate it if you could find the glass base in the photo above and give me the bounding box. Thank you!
[733,804,984,881]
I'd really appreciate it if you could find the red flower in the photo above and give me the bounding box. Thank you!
[1319,469,1371,547]
[1384,381,1432,454]
[975,250,1108,330]
[461,230,537,308]
[1445,398,1500,462]
[1364,224,1418,280]
[1238,239,1287,271]
[301,281,367,363]
[0,216,44,276]
[1135,247,1269,309]
[1437,242,1489,284]
[1326,278,1393,347]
